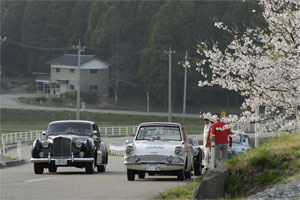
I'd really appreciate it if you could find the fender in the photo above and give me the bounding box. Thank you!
[31,139,42,158]
[86,138,95,157]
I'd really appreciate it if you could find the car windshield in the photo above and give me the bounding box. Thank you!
[48,122,92,136]
[136,126,181,141]
[231,133,241,144]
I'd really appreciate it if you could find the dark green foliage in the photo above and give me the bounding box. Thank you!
[225,133,300,198]
[35,97,47,102]
[61,91,77,101]
[51,97,63,103]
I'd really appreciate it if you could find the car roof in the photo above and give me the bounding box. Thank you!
[49,120,95,125]
[232,130,249,137]
[138,122,182,127]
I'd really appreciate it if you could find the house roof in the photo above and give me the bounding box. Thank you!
[46,54,109,66]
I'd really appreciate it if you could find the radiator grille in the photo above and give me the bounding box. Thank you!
[139,155,168,163]
[53,137,71,157]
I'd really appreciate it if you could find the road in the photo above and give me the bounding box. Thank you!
[1,140,196,200]
[0,94,199,118]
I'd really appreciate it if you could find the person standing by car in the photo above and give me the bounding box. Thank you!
[210,113,232,167]
[202,114,212,173]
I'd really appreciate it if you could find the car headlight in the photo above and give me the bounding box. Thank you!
[175,147,183,155]
[42,140,49,148]
[39,151,45,158]
[75,140,83,148]
[125,146,134,155]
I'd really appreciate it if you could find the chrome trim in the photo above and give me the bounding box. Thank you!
[72,152,74,163]
[31,157,94,163]
[48,152,51,163]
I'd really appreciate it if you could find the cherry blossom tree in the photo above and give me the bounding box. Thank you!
[197,0,300,133]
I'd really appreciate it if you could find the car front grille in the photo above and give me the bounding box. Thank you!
[53,137,72,157]
[139,155,168,163]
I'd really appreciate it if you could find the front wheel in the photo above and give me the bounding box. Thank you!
[185,170,191,179]
[127,169,135,181]
[194,163,201,176]
[34,163,44,174]
[138,172,145,179]
[86,161,95,174]
[177,169,185,181]
[48,166,57,173]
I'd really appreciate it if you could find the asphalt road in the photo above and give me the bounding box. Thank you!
[1,139,197,200]
[0,93,199,118]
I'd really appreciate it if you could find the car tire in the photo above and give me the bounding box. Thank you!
[185,170,191,179]
[177,169,185,181]
[86,161,95,174]
[48,166,57,173]
[34,163,44,174]
[138,172,145,179]
[127,169,135,181]
[148,172,155,176]
[194,163,201,176]
[97,165,106,172]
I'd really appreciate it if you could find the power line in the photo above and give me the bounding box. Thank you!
[6,39,72,51]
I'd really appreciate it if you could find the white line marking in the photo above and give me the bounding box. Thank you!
[25,177,55,183]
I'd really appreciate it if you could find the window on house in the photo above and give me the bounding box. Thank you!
[89,85,98,91]
[90,69,98,74]
[56,68,60,73]
[70,85,75,90]
[70,69,75,73]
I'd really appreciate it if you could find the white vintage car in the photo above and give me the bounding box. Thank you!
[124,122,193,181]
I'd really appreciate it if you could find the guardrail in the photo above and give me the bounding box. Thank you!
[1,126,138,146]
[100,126,138,136]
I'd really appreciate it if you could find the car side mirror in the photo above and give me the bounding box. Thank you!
[42,131,47,139]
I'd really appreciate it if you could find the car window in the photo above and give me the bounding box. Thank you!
[136,126,181,141]
[232,134,241,144]
[48,122,92,136]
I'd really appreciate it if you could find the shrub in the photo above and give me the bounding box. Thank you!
[35,96,47,102]
[62,91,77,101]
[51,97,63,103]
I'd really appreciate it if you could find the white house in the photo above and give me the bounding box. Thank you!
[36,54,109,96]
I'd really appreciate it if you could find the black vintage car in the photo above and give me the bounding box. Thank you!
[188,137,203,176]
[31,120,108,174]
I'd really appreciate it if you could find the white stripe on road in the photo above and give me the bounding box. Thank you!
[25,177,55,183]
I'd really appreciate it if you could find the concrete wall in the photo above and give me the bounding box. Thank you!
[194,165,229,200]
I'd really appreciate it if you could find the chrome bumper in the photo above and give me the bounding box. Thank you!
[31,157,94,163]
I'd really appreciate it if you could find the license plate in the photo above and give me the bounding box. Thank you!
[55,159,67,165]
[146,164,161,171]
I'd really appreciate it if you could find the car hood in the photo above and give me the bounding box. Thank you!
[132,140,183,156]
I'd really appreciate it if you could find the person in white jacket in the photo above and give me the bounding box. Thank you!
[202,114,213,173]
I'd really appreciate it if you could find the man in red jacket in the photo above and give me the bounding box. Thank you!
[210,113,232,167]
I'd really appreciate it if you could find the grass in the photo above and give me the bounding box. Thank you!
[225,130,300,199]
[156,178,202,200]
[0,108,204,134]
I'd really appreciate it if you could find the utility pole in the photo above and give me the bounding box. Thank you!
[0,37,7,76]
[73,40,85,120]
[164,46,176,122]
[183,51,191,119]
